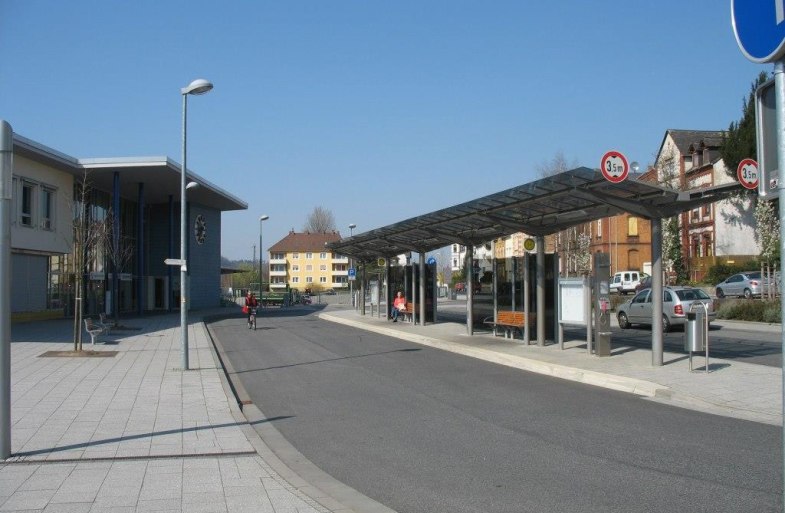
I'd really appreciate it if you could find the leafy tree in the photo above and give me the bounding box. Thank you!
[662,217,688,284]
[303,206,336,233]
[722,71,769,176]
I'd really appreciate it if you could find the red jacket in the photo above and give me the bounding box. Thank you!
[245,296,258,308]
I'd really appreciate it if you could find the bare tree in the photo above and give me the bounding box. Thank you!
[98,208,135,326]
[303,206,336,233]
[537,152,582,276]
[70,171,104,351]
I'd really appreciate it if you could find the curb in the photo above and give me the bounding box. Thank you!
[318,313,668,398]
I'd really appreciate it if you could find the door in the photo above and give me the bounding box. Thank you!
[628,290,650,323]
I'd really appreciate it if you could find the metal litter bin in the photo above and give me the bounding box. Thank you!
[684,310,706,352]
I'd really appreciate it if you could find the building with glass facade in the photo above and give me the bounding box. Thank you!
[9,131,246,320]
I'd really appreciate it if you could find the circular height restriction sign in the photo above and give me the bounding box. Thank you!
[737,158,759,189]
[600,151,629,183]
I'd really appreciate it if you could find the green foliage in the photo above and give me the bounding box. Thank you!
[716,299,781,323]
[663,217,688,284]
[703,262,749,285]
[721,71,769,177]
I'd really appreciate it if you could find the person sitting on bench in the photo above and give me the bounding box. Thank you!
[391,291,406,322]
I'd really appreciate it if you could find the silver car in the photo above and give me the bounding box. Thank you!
[714,271,764,299]
[617,286,716,332]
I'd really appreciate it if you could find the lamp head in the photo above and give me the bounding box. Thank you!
[182,79,213,96]
[186,181,199,190]
[349,223,357,230]
[260,215,269,221]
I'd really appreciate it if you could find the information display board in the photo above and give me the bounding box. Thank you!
[558,278,586,325]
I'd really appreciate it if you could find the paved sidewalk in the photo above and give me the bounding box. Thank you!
[0,311,345,513]
[320,309,783,426]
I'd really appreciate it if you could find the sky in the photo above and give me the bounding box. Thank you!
[0,1,766,261]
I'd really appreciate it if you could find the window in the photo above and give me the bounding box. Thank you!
[292,265,299,272]
[20,181,35,227]
[292,252,299,259]
[319,276,327,283]
[702,204,710,217]
[271,252,284,260]
[292,277,299,283]
[627,217,638,237]
[691,209,699,221]
[305,252,313,259]
[319,264,327,271]
[306,264,313,271]
[596,219,602,238]
[41,187,55,230]
[306,276,313,283]
[320,252,327,259]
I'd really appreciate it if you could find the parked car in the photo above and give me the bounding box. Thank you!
[454,282,481,294]
[617,286,716,332]
[609,271,644,295]
[714,271,765,299]
[324,289,336,295]
[634,275,652,293]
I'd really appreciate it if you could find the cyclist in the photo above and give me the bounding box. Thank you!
[245,292,259,329]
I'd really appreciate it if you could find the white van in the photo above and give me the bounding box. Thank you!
[609,271,643,295]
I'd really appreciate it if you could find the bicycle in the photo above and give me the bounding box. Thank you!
[247,307,257,330]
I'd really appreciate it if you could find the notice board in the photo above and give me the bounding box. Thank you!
[558,278,586,325]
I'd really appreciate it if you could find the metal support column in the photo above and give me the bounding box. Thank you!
[361,262,367,316]
[651,217,663,366]
[419,252,426,326]
[112,172,120,316]
[466,244,474,335]
[137,183,145,315]
[536,235,545,346]
[0,120,13,458]
[524,252,530,345]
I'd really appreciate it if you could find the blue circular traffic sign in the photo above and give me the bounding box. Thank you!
[732,0,785,63]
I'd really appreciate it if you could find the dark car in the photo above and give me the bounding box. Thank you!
[635,275,652,293]
[324,289,336,295]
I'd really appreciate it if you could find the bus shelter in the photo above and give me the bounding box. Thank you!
[328,167,743,366]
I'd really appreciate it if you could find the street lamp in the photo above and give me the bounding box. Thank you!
[259,215,269,302]
[180,78,213,371]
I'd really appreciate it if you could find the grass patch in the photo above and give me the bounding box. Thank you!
[716,299,781,323]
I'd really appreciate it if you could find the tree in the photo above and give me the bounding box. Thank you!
[753,198,780,297]
[536,151,585,276]
[662,217,688,284]
[99,208,135,326]
[303,206,336,233]
[721,71,769,175]
[70,171,104,351]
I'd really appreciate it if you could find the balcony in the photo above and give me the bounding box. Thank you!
[269,270,287,277]
[332,255,349,263]
[270,257,287,265]
[332,269,348,276]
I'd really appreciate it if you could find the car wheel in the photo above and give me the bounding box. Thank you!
[743,288,753,299]
[662,314,671,333]
[617,312,630,329]
[716,288,724,299]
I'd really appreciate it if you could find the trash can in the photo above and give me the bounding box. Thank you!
[684,310,706,352]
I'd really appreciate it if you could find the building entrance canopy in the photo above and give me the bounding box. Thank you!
[328,167,742,260]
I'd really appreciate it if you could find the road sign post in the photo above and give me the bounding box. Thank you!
[600,151,629,183]
[733,4,785,510]
[737,158,760,190]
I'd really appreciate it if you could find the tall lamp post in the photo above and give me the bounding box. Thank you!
[180,78,213,371]
[259,215,269,303]
[348,223,356,305]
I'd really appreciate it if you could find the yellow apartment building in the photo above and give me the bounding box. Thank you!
[267,230,349,292]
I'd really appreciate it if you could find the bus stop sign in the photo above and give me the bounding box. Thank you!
[732,0,785,63]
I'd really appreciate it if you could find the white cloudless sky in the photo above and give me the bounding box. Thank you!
[0,0,765,260]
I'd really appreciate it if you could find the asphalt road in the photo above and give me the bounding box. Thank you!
[210,307,781,513]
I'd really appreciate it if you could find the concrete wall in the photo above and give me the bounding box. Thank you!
[11,155,73,255]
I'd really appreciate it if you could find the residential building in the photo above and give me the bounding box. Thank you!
[268,230,347,292]
[586,212,652,276]
[655,129,759,281]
